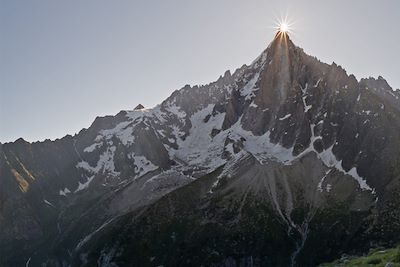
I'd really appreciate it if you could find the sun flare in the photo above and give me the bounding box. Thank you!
[280,22,289,33]
[273,15,294,36]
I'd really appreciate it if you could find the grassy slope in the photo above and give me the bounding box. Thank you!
[320,247,400,267]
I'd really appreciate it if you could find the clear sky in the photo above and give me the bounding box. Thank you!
[1,0,399,143]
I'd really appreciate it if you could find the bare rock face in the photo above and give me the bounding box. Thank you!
[1,34,400,266]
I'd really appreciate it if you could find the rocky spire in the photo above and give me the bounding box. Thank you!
[255,33,299,108]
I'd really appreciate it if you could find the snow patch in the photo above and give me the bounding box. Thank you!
[76,217,117,251]
[302,96,312,113]
[225,143,235,155]
[278,114,292,121]
[249,102,258,108]
[75,176,95,193]
[128,154,158,178]
[44,199,55,207]
[296,123,373,192]
[228,121,295,165]
[164,102,186,120]
[314,78,322,87]
[59,187,71,196]
[91,108,159,148]
[317,169,332,192]
[76,146,120,177]
[171,125,185,140]
[240,73,260,100]
[170,104,226,170]
[100,122,135,146]
[319,146,373,191]
[326,184,332,192]
[83,142,103,153]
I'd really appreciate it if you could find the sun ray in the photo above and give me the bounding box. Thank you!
[272,13,295,37]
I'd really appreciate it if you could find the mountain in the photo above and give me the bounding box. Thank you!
[1,32,400,267]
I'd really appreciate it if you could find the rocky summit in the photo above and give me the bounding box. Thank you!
[1,33,400,267]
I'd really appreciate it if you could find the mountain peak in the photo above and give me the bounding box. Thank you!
[134,104,145,110]
[254,32,299,108]
[270,31,295,50]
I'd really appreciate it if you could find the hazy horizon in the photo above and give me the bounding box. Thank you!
[1,0,399,143]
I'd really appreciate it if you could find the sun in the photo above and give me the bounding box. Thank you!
[280,22,289,33]
[273,15,294,36]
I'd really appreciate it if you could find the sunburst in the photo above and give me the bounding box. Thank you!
[273,14,294,36]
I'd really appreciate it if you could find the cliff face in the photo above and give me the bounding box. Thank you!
[1,34,400,266]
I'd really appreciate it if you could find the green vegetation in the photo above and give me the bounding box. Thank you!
[320,247,400,267]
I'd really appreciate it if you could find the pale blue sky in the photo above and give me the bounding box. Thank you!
[1,0,399,142]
